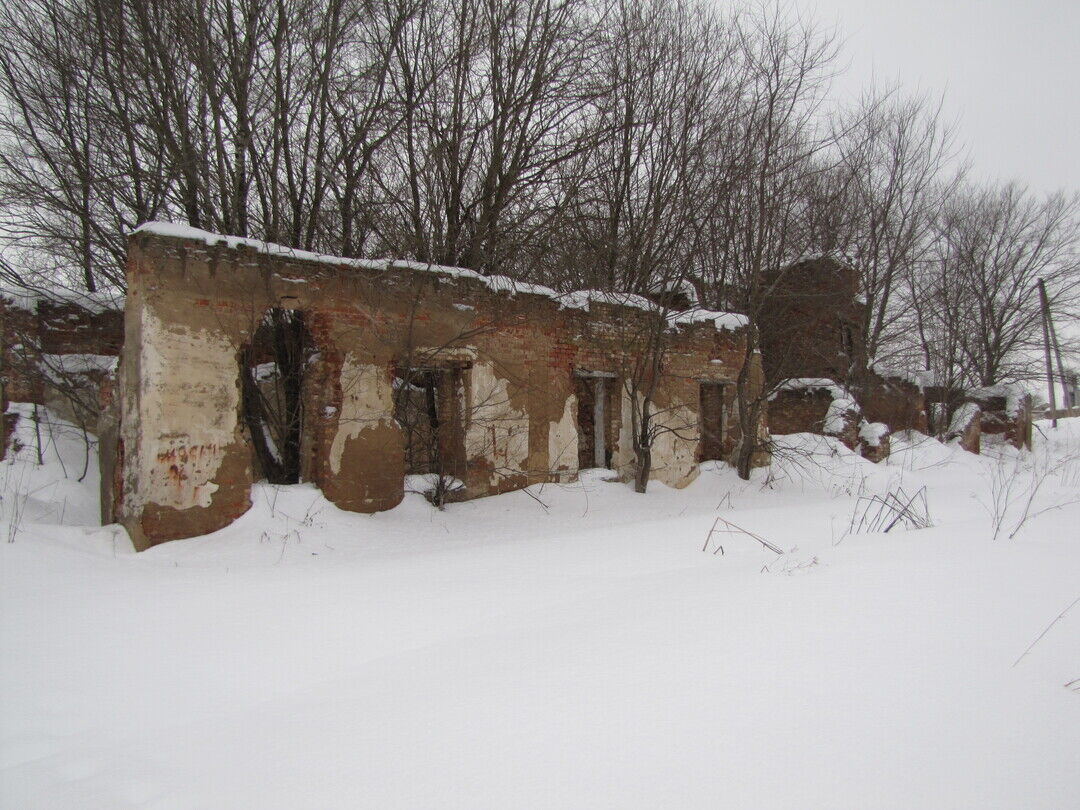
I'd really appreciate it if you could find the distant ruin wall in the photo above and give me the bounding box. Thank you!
[110,227,765,549]
[767,389,834,438]
[969,391,1033,451]
[856,374,927,434]
[925,386,1032,452]
[1,297,123,457]
[766,381,861,451]
[758,257,866,385]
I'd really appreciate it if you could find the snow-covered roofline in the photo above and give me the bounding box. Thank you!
[131,221,747,332]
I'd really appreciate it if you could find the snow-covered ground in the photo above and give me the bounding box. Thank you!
[2,404,1079,809]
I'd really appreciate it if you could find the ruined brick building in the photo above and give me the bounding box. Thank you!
[93,224,765,549]
[756,256,917,460]
[2,228,1035,550]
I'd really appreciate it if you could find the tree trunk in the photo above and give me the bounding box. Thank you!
[635,397,651,494]
[734,324,760,481]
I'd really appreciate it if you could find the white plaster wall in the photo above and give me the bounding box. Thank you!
[547,393,578,477]
[330,353,395,475]
[135,307,239,510]
[648,403,701,489]
[465,362,529,486]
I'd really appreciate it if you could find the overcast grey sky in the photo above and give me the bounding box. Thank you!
[804,0,1080,195]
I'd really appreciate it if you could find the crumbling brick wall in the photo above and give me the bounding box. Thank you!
[767,389,834,437]
[767,381,862,450]
[110,226,766,549]
[969,391,1033,451]
[755,258,914,459]
[1,299,44,406]
[925,386,1032,453]
[946,402,982,454]
[34,300,123,355]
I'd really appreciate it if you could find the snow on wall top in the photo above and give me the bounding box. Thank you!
[768,377,851,401]
[131,221,748,332]
[968,384,1026,417]
[948,402,981,435]
[645,276,699,302]
[669,308,749,331]
[858,420,889,447]
[39,353,119,375]
[790,252,829,265]
[768,377,860,434]
[823,395,860,434]
[0,278,123,315]
[26,353,120,388]
[871,363,939,389]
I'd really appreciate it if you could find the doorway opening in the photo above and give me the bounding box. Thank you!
[699,381,727,461]
[574,370,617,469]
[241,307,313,484]
[393,364,467,480]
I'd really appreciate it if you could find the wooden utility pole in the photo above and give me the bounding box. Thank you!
[1045,294,1073,418]
[1038,279,1057,427]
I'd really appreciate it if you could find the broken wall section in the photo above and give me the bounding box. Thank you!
[1,296,123,462]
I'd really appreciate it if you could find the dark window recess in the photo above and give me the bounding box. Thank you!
[574,373,614,469]
[699,382,726,461]
[840,323,854,356]
[241,308,312,484]
[394,366,466,478]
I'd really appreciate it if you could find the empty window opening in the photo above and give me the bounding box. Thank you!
[574,370,616,469]
[241,308,313,484]
[699,382,727,461]
[394,365,467,480]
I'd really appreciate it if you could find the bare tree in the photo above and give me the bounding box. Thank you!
[821,88,957,367]
[540,0,740,491]
[377,0,605,273]
[920,182,1080,388]
[0,0,420,299]
[710,2,839,479]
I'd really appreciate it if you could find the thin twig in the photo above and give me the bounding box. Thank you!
[1012,595,1080,668]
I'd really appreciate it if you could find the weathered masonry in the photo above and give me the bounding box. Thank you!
[104,224,765,549]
